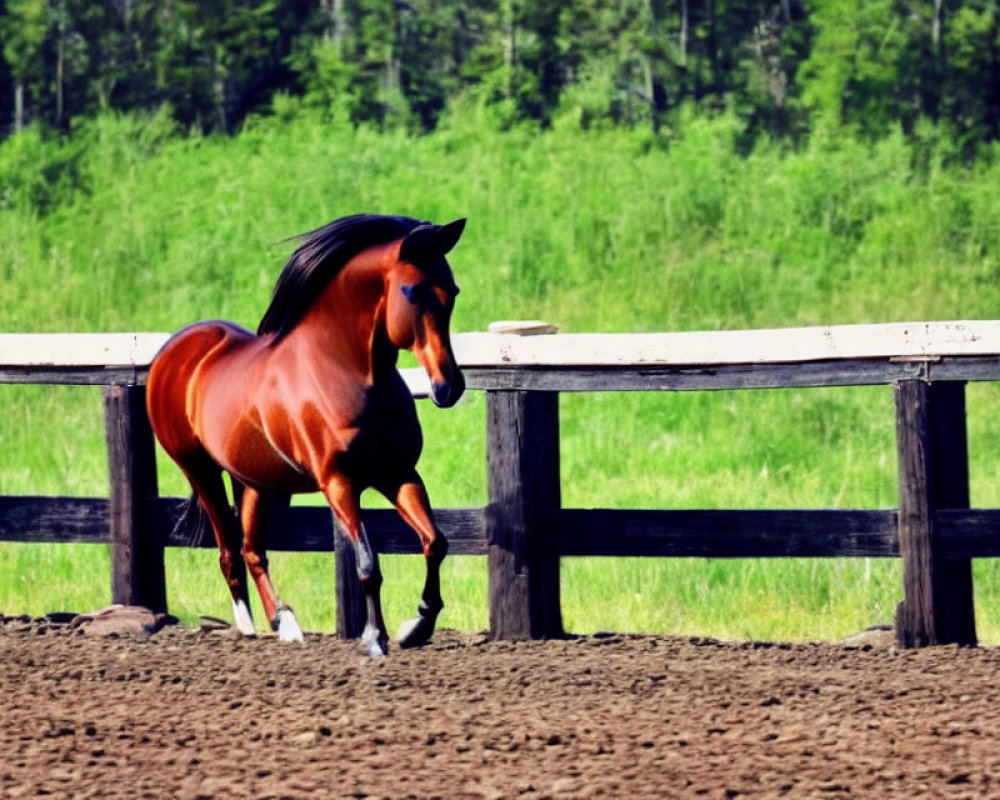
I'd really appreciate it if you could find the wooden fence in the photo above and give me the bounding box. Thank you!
[3,320,1000,647]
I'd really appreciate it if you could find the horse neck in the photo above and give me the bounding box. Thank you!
[296,246,397,380]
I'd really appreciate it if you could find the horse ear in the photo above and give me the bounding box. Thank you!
[401,218,467,263]
[436,218,466,255]
[400,225,437,263]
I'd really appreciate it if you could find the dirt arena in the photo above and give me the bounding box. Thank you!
[2,614,999,799]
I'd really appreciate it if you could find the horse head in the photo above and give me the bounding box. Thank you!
[386,218,467,408]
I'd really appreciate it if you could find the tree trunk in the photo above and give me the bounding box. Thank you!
[987,9,1000,142]
[644,0,666,133]
[780,0,792,25]
[932,0,943,55]
[322,0,349,49]
[14,81,24,133]
[704,0,718,94]
[56,36,65,129]
[505,0,517,99]
[385,48,399,96]
[643,57,657,132]
[679,0,688,68]
[213,49,228,132]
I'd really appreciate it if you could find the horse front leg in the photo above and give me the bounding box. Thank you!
[323,479,389,657]
[385,473,448,649]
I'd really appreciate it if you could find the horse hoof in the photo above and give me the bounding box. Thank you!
[274,608,305,643]
[366,640,388,657]
[362,624,388,657]
[231,598,256,636]
[397,616,434,649]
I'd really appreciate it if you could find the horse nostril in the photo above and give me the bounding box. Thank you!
[431,381,451,407]
[431,375,464,408]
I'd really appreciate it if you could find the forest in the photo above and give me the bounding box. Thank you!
[2,0,1000,157]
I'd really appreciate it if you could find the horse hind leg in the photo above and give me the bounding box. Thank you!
[147,340,255,634]
[181,463,256,635]
[238,485,304,643]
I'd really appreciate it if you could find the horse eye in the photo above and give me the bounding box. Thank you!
[401,283,420,304]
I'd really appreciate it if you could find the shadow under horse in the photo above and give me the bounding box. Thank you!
[146,214,467,656]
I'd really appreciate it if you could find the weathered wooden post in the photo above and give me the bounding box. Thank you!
[894,379,976,646]
[486,388,564,639]
[484,322,564,640]
[103,384,166,613]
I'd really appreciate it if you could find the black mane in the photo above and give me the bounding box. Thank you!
[257,214,425,341]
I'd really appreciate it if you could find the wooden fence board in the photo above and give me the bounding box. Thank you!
[0,496,487,552]
[0,367,150,385]
[549,509,901,558]
[453,321,1000,367]
[0,496,112,543]
[7,321,1000,372]
[8,497,1000,557]
[0,333,166,367]
[461,360,928,392]
[6,357,1000,390]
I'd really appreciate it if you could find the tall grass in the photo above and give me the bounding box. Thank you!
[3,110,1000,641]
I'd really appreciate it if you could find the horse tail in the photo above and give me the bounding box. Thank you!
[172,479,288,549]
[171,493,214,548]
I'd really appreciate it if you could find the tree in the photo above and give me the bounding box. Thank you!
[152,0,282,132]
[733,0,811,142]
[797,0,907,137]
[1,0,47,131]
[940,1,1000,155]
[399,0,462,130]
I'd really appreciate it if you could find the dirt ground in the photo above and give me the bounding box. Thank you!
[2,615,1000,799]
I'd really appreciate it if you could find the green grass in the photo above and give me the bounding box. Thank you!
[3,111,1000,642]
[6,546,1000,643]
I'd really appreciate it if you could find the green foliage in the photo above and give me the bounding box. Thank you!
[290,40,367,124]
[798,0,906,135]
[798,0,1000,155]
[1,0,997,155]
[1,0,46,81]
[939,3,1000,157]
[0,124,85,211]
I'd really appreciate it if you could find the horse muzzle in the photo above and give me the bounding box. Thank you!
[431,369,465,408]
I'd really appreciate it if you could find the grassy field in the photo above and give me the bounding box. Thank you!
[3,110,1000,641]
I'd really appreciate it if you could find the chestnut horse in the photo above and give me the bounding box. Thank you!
[146,214,466,656]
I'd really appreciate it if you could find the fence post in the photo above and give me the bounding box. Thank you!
[893,379,976,646]
[103,384,166,613]
[486,389,564,639]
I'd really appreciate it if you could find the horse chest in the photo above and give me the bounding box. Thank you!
[336,387,422,479]
[264,372,418,484]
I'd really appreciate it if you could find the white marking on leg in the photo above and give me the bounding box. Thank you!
[232,598,256,635]
[362,623,387,657]
[397,617,422,644]
[275,608,305,643]
[353,524,376,579]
